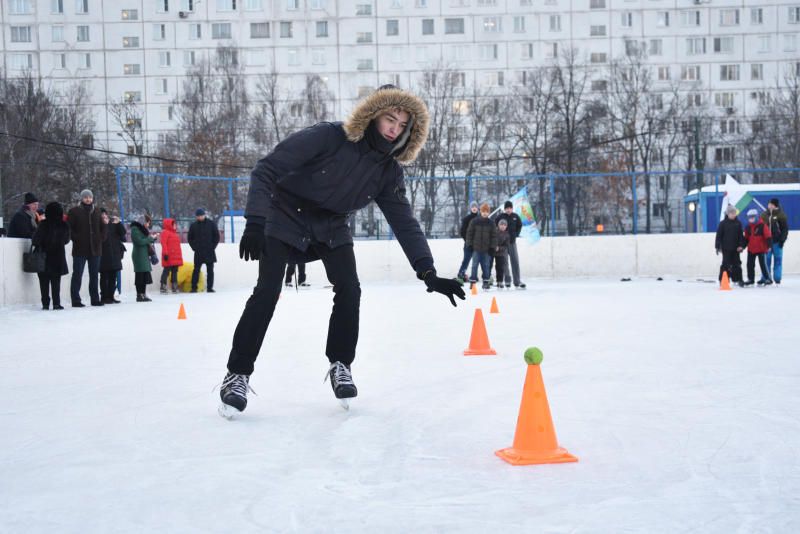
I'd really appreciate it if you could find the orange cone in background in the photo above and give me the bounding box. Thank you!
[464,308,496,356]
[471,283,478,296]
[495,348,578,465]
[177,303,187,320]
[490,296,500,314]
[720,271,732,291]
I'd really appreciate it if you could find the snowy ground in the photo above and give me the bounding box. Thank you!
[1,277,799,533]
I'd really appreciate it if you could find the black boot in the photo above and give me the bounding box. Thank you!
[219,372,254,418]
[327,362,357,400]
[160,283,167,294]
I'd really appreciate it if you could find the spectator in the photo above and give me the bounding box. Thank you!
[160,217,184,294]
[466,203,497,290]
[715,205,746,286]
[744,208,772,286]
[7,192,40,238]
[99,208,126,304]
[495,200,526,289]
[761,198,789,285]
[130,215,158,302]
[456,201,479,282]
[188,208,219,293]
[494,219,511,289]
[31,202,70,310]
[67,189,106,307]
[285,262,308,287]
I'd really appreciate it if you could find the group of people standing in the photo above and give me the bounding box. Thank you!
[6,190,220,307]
[457,200,526,290]
[715,198,789,287]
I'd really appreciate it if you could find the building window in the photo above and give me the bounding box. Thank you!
[122,9,138,20]
[590,0,605,9]
[681,65,701,81]
[181,0,195,11]
[189,24,202,40]
[751,8,763,25]
[657,66,670,81]
[445,18,464,34]
[160,105,174,121]
[10,26,32,43]
[217,48,238,65]
[123,36,140,48]
[785,34,798,51]
[720,119,740,135]
[76,0,88,14]
[391,46,403,63]
[280,21,293,38]
[713,37,733,53]
[719,9,740,26]
[125,91,143,104]
[9,54,33,70]
[183,50,196,66]
[391,0,402,7]
[546,42,558,58]
[477,0,496,5]
[620,12,633,28]
[591,80,607,92]
[217,0,237,11]
[387,19,399,36]
[356,3,372,15]
[483,17,501,32]
[55,53,67,69]
[681,10,701,27]
[657,12,669,28]
[287,48,300,65]
[9,0,31,14]
[549,15,561,31]
[286,0,299,9]
[521,43,533,60]
[153,24,166,41]
[244,49,266,66]
[484,71,504,87]
[513,16,525,33]
[791,7,800,23]
[155,78,168,94]
[51,0,64,14]
[251,22,269,38]
[157,0,169,13]
[422,19,434,35]
[357,58,374,70]
[478,43,498,60]
[649,39,662,55]
[212,23,232,39]
[310,0,325,9]
[76,25,90,42]
[590,25,606,37]
[715,147,735,163]
[590,52,607,64]
[357,32,373,43]
[625,40,641,57]
[687,93,702,107]
[316,21,328,37]
[123,63,141,75]
[714,92,735,108]
[159,51,171,67]
[757,35,770,52]
[311,48,325,65]
[245,0,263,8]
[416,46,427,63]
[686,37,706,55]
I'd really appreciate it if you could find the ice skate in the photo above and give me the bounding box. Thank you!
[326,361,357,410]
[218,372,255,419]
[160,283,167,294]
[482,280,491,290]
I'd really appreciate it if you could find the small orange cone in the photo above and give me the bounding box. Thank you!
[720,271,732,291]
[471,283,478,296]
[490,296,500,314]
[495,348,578,465]
[464,308,496,356]
[177,303,187,320]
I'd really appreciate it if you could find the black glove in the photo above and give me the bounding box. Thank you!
[422,271,466,307]
[239,218,265,261]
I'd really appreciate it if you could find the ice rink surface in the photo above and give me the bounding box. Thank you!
[1,277,799,533]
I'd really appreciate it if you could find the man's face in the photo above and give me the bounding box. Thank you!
[504,206,513,214]
[27,201,39,212]
[727,212,737,220]
[768,202,777,212]
[82,196,93,205]
[480,210,489,218]
[101,212,109,224]
[470,206,478,214]
[376,109,410,143]
[196,215,205,222]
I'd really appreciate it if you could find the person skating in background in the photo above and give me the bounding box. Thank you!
[159,218,184,294]
[188,208,219,293]
[743,208,772,286]
[456,201,479,282]
[99,209,126,304]
[284,261,308,287]
[715,205,746,286]
[761,198,789,285]
[7,192,40,239]
[466,203,498,290]
[31,202,70,310]
[67,189,107,307]
[495,200,526,289]
[494,219,511,289]
[130,215,159,302]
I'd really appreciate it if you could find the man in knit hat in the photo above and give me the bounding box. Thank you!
[218,84,465,417]
[7,192,40,238]
[456,200,479,282]
[760,198,789,284]
[67,189,106,307]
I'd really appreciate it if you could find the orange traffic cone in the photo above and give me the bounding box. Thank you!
[490,296,500,314]
[471,283,478,296]
[495,348,578,465]
[720,271,732,291]
[464,308,496,356]
[177,303,187,320]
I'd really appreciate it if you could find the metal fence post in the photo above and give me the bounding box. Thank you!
[162,174,170,219]
[549,174,556,236]
[115,167,125,223]
[714,170,720,231]
[227,179,235,243]
[631,173,638,235]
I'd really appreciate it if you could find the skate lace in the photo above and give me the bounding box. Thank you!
[219,373,257,397]
[324,362,353,386]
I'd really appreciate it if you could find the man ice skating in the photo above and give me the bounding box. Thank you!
[218,85,465,417]
[760,198,789,285]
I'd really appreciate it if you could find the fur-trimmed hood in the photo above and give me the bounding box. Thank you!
[343,87,429,165]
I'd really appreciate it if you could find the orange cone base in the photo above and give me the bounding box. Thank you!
[495,446,578,465]
[463,348,497,356]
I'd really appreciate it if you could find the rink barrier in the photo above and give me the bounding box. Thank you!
[1,233,797,307]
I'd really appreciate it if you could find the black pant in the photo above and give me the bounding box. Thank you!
[192,262,214,290]
[746,252,768,282]
[160,266,179,286]
[285,262,306,285]
[100,270,119,302]
[135,272,152,295]
[71,255,100,305]
[495,255,507,285]
[719,250,743,283]
[37,273,61,307]
[228,237,360,375]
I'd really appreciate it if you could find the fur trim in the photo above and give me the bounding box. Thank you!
[343,88,429,165]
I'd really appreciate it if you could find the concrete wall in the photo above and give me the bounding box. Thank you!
[1,233,797,307]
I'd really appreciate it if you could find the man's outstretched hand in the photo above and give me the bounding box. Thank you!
[424,274,466,307]
[239,221,265,261]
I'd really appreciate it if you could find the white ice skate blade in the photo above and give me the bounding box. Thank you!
[338,398,351,411]
[218,403,242,420]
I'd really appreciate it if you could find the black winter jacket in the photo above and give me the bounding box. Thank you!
[188,219,220,264]
[495,212,522,243]
[494,229,510,257]
[67,203,106,257]
[459,212,479,241]
[467,217,498,253]
[32,203,70,276]
[100,222,127,272]
[7,207,37,238]
[715,217,746,252]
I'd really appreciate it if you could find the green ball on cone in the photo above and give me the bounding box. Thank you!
[524,347,543,365]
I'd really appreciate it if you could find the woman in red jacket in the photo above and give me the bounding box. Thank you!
[744,209,772,286]
[160,218,184,293]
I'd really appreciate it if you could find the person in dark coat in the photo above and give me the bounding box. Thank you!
[715,205,746,285]
[67,189,107,307]
[761,198,789,285]
[456,201,479,282]
[466,203,498,289]
[494,219,511,289]
[495,200,526,288]
[743,208,772,286]
[7,192,40,239]
[188,208,219,293]
[218,84,464,417]
[130,216,159,302]
[31,202,70,309]
[99,208,126,304]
